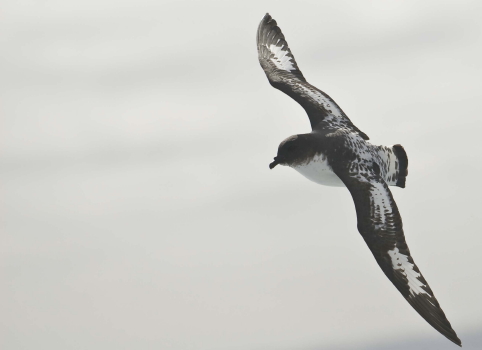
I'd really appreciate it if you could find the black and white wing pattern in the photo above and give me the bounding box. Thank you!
[257,14,368,140]
[331,164,461,346]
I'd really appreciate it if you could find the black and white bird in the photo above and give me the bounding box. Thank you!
[257,13,460,346]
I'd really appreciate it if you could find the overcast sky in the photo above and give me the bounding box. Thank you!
[2,1,482,349]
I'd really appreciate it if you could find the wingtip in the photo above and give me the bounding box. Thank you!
[453,335,462,347]
[406,292,462,347]
[257,13,278,49]
[259,13,275,27]
[259,12,274,29]
[447,332,462,347]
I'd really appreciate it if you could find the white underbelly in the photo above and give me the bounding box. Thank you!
[292,154,345,187]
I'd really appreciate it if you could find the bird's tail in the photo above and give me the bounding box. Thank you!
[378,144,408,188]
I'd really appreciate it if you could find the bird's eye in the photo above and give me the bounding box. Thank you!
[285,142,296,151]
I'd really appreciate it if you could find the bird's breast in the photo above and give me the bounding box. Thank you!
[292,153,345,187]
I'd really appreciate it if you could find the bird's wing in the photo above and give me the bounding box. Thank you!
[331,163,461,346]
[257,13,368,140]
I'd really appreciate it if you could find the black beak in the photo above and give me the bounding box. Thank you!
[269,157,279,169]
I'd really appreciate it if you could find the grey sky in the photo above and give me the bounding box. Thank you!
[2,1,482,349]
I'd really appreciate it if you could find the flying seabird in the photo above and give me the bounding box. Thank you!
[257,13,461,346]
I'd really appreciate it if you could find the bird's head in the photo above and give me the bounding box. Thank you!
[269,134,311,169]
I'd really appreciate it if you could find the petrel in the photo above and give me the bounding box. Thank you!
[257,13,460,346]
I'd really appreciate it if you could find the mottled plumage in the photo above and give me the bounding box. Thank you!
[257,13,460,346]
